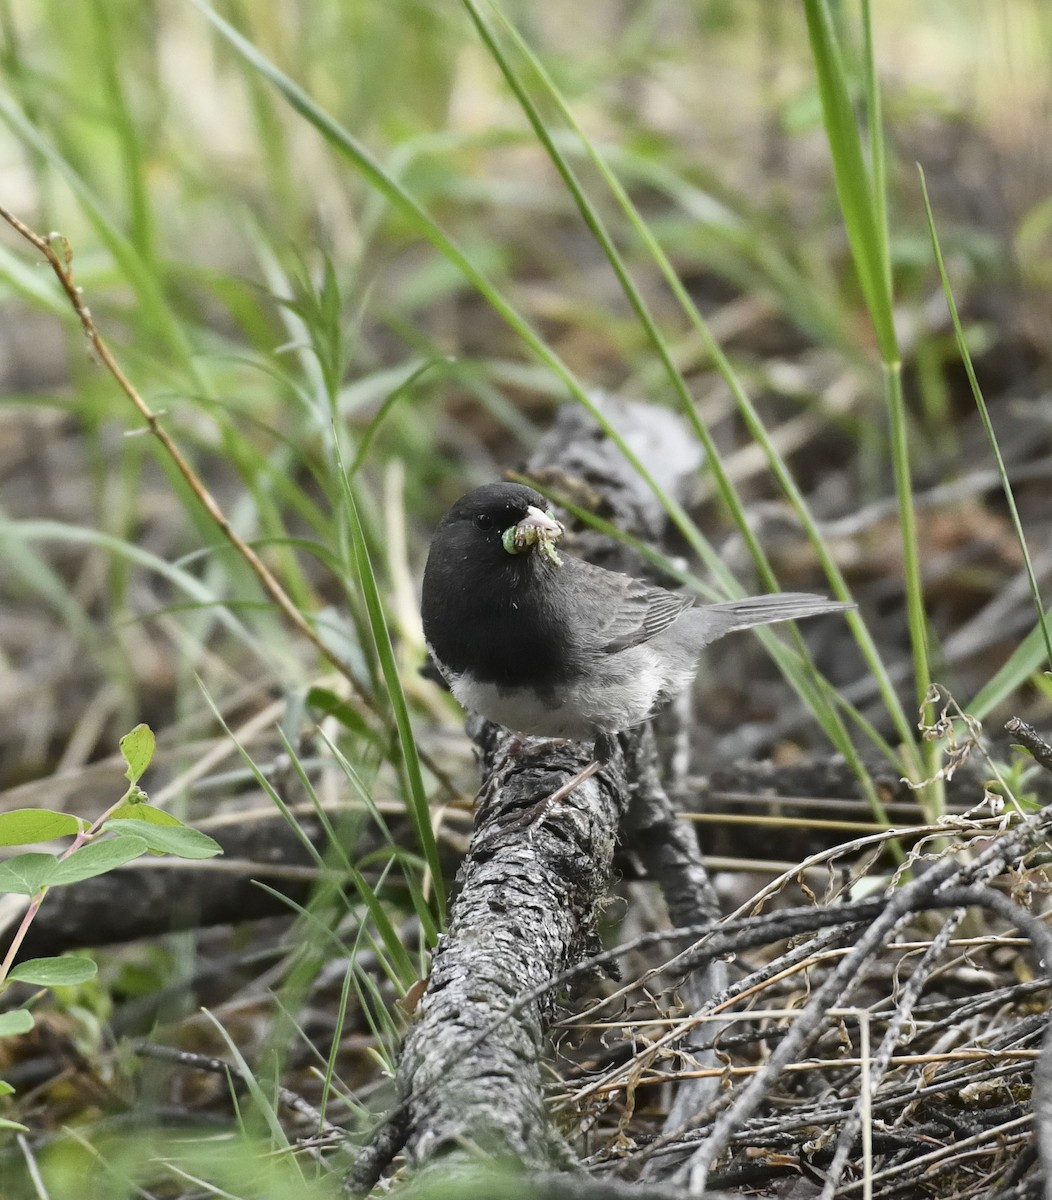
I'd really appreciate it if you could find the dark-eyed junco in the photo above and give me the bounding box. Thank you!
[422,482,853,813]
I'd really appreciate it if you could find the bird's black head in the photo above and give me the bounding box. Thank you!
[433,482,563,563]
[422,482,569,684]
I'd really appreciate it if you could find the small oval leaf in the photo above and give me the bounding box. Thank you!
[0,852,60,896]
[49,836,147,885]
[8,956,98,987]
[0,809,82,846]
[101,819,222,861]
[109,803,183,827]
[119,724,156,784]
[0,1009,35,1037]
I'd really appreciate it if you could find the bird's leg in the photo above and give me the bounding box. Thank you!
[475,734,572,805]
[515,761,601,830]
[512,733,617,832]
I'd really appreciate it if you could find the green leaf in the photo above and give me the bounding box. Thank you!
[803,0,897,363]
[119,724,155,784]
[0,852,60,896]
[0,1009,35,1037]
[0,809,82,846]
[0,1117,28,1131]
[306,686,372,737]
[109,802,183,827]
[101,819,222,861]
[0,1079,14,1095]
[8,956,98,986]
[340,474,445,918]
[969,620,1052,719]
[49,836,147,885]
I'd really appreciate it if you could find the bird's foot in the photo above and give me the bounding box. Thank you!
[509,733,617,833]
[513,758,602,836]
[474,735,572,807]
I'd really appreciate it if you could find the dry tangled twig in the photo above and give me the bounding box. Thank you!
[0,204,371,706]
[537,735,1052,1199]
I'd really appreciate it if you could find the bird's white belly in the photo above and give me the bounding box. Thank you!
[443,647,674,740]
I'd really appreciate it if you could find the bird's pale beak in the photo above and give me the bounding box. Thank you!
[519,506,564,539]
[502,505,565,563]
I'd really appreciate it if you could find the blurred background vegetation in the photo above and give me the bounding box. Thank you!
[1,0,1051,1195]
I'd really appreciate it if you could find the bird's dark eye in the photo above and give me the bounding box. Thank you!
[474,513,495,532]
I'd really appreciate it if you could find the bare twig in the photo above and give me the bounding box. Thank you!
[135,1040,346,1143]
[1006,717,1052,775]
[0,204,372,711]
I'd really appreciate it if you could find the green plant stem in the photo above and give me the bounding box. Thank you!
[885,360,934,786]
[0,789,133,988]
[0,893,46,989]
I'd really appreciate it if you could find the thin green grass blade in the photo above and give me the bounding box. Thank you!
[273,730,371,872]
[335,442,445,920]
[0,518,260,648]
[919,166,1052,694]
[318,728,440,949]
[201,694,421,985]
[333,862,415,986]
[0,241,71,312]
[188,0,724,575]
[87,0,156,263]
[352,960,401,1075]
[273,860,415,1046]
[803,0,895,362]
[347,357,453,477]
[860,0,891,300]
[970,623,1052,720]
[199,1010,297,1157]
[319,956,358,1126]
[804,0,934,791]
[885,357,931,722]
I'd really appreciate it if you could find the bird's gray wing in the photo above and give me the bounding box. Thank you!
[559,558,696,655]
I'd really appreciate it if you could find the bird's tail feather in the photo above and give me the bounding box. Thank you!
[681,593,854,649]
